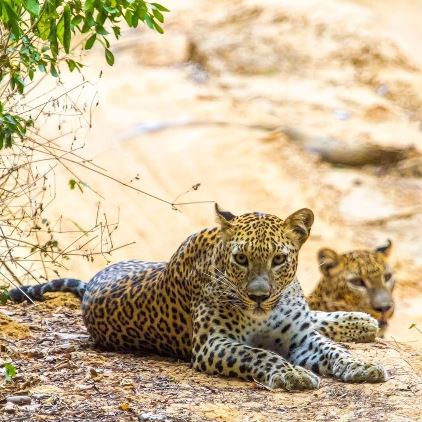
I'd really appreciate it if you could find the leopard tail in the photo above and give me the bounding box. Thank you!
[8,278,86,303]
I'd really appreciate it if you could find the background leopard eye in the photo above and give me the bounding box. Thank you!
[272,253,287,267]
[348,278,366,288]
[234,253,248,266]
[384,272,393,282]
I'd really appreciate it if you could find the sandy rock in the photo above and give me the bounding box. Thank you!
[2,402,16,413]
[339,185,397,222]
[6,395,31,405]
[0,312,30,339]
[138,411,171,421]
[127,31,191,66]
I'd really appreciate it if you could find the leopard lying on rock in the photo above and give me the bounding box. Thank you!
[9,205,387,390]
[308,241,395,338]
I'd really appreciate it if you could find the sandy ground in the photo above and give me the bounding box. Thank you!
[2,0,422,420]
[0,294,421,421]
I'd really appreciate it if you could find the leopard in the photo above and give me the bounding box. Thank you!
[9,205,387,391]
[308,241,395,338]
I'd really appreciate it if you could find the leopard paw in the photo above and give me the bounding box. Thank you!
[324,312,380,343]
[333,359,387,383]
[344,312,380,342]
[270,366,320,391]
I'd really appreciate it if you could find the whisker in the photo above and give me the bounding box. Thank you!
[204,265,258,310]
[210,265,239,289]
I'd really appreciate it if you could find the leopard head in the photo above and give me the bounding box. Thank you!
[318,240,395,327]
[213,204,313,315]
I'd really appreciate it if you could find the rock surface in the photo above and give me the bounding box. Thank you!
[1,296,421,421]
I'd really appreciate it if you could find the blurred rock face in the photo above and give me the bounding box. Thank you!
[133,31,192,66]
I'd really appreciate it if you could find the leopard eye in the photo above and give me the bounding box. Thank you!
[234,253,248,267]
[348,278,366,288]
[272,253,287,267]
[384,272,393,282]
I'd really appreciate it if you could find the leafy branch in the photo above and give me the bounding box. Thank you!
[0,0,169,147]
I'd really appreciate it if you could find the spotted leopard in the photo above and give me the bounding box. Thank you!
[9,205,387,390]
[308,241,395,338]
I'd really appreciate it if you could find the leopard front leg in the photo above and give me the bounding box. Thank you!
[310,311,379,343]
[289,330,387,383]
[192,334,320,391]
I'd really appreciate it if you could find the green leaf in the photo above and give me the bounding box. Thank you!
[105,49,114,66]
[137,3,147,12]
[24,0,40,16]
[95,25,109,36]
[3,3,21,37]
[96,11,107,26]
[81,14,96,33]
[57,16,65,45]
[38,62,47,73]
[112,26,121,39]
[84,34,96,50]
[5,132,12,148]
[124,11,133,27]
[84,0,95,12]
[37,13,50,40]
[137,6,146,21]
[4,114,17,125]
[50,64,59,77]
[102,36,110,49]
[13,75,25,94]
[71,15,83,27]
[151,3,170,12]
[67,59,76,72]
[152,9,164,23]
[69,179,77,190]
[3,363,17,382]
[152,20,164,34]
[144,14,154,30]
[49,20,59,57]
[68,179,83,192]
[63,6,71,53]
[0,287,10,305]
[103,6,118,14]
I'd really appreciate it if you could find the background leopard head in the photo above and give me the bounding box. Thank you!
[212,204,313,315]
[318,240,395,328]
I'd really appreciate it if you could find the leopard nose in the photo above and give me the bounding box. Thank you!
[373,304,393,313]
[246,275,270,303]
[248,293,270,305]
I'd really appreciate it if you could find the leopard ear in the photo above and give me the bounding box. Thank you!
[285,208,314,247]
[375,239,392,257]
[318,248,340,276]
[215,203,236,233]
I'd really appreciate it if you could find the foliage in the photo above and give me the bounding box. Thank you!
[0,0,169,147]
[2,362,17,381]
[0,0,168,289]
[0,285,10,304]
